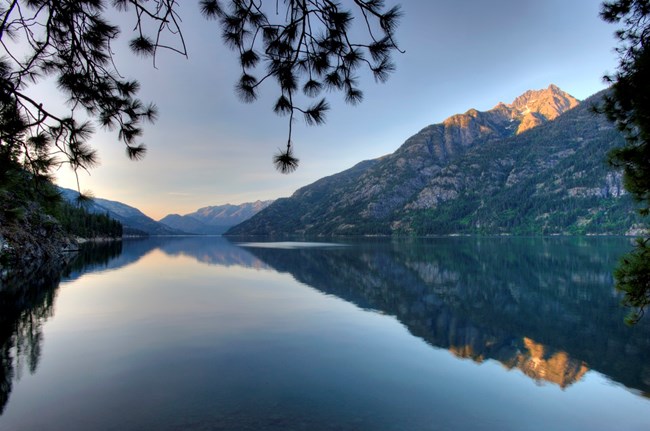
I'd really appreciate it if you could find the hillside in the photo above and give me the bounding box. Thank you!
[227,86,640,236]
[58,188,183,236]
[1,177,121,275]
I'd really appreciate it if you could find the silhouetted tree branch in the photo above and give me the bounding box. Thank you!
[0,0,402,188]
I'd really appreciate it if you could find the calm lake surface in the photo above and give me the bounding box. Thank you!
[1,236,649,431]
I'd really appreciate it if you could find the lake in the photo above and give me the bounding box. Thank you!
[0,236,649,431]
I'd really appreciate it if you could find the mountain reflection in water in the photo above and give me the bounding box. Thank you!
[1,235,649,419]
[234,237,650,395]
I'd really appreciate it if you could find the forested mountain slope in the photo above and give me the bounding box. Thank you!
[228,87,639,236]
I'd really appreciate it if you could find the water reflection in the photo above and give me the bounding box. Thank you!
[0,261,59,414]
[0,236,269,414]
[0,241,125,413]
[66,236,268,275]
[1,235,649,419]
[236,237,650,396]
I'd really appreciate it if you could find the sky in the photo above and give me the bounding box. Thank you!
[49,0,621,220]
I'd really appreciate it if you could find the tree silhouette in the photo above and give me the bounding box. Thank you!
[599,0,650,323]
[0,0,402,185]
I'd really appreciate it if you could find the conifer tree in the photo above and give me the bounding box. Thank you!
[600,0,650,323]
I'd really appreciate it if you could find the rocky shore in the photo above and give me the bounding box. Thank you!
[0,201,77,287]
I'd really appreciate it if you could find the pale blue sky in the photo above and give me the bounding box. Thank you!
[52,0,620,219]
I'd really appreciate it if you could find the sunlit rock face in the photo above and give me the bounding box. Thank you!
[510,84,580,134]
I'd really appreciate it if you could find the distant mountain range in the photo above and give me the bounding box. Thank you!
[58,187,271,236]
[227,85,641,236]
[159,201,273,234]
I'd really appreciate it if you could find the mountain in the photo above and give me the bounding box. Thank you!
[508,84,580,133]
[227,85,640,236]
[58,188,183,235]
[159,200,273,234]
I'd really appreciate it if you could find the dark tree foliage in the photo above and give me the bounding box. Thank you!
[0,0,158,190]
[0,164,122,239]
[0,0,402,183]
[601,0,650,208]
[614,237,650,324]
[199,0,401,172]
[600,0,650,322]
[56,204,123,238]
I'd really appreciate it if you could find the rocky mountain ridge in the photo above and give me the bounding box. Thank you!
[508,84,580,133]
[228,86,639,236]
